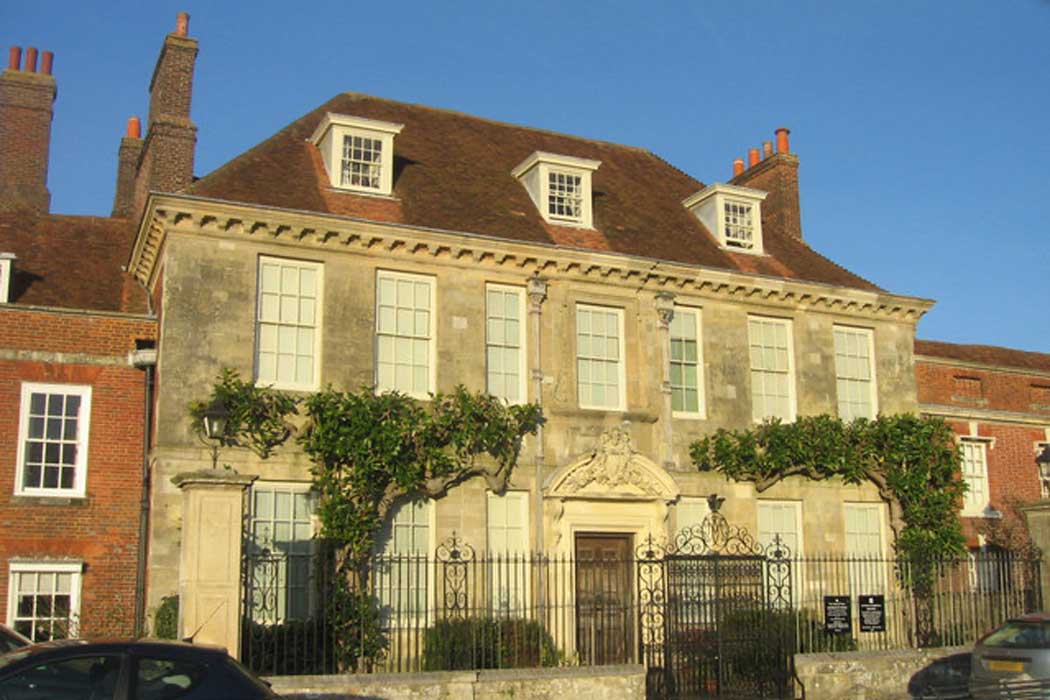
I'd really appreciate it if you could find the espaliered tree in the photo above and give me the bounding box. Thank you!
[689,413,966,645]
[190,370,543,668]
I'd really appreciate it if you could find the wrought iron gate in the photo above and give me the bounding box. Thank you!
[638,496,794,699]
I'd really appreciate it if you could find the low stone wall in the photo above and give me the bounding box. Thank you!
[267,664,646,700]
[795,646,971,700]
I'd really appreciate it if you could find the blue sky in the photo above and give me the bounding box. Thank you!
[4,1,1048,352]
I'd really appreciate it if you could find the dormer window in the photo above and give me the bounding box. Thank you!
[512,152,600,228]
[683,183,768,254]
[310,113,404,197]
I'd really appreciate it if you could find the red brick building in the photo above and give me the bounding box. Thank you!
[0,41,158,638]
[916,340,1050,548]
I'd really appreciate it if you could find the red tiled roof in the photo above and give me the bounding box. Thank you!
[0,210,147,313]
[189,93,880,292]
[915,339,1050,373]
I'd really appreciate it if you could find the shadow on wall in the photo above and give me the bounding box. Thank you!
[907,652,971,699]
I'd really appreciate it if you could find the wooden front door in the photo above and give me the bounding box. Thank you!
[575,533,633,664]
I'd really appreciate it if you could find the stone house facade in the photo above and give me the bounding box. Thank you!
[11,11,1047,660]
[114,19,936,653]
[915,340,1050,548]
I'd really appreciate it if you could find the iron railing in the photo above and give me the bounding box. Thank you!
[789,550,1041,652]
[241,540,1041,696]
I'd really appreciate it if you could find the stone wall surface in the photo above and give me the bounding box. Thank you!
[795,646,971,700]
[267,664,646,700]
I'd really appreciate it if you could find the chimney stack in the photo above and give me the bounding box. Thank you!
[731,127,802,241]
[0,45,57,213]
[112,117,145,218]
[131,12,198,218]
[732,158,745,177]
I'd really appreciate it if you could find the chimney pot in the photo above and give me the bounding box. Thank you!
[24,47,37,73]
[7,47,21,71]
[748,148,760,168]
[775,127,791,154]
[176,12,190,36]
[126,116,142,139]
[763,141,773,158]
[732,158,745,177]
[40,51,53,76]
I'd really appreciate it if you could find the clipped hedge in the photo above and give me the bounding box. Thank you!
[423,617,559,670]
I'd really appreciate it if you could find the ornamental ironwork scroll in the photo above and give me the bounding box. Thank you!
[636,500,795,699]
[436,532,475,618]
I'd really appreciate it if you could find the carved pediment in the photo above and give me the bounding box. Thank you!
[545,425,680,502]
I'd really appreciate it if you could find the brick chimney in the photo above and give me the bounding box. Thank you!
[132,12,198,218]
[0,46,57,213]
[731,127,803,241]
[112,116,144,218]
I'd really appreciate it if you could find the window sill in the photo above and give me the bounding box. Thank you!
[10,495,89,507]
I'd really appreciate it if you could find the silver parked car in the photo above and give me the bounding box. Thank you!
[970,612,1050,698]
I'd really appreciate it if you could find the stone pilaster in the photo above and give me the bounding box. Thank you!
[173,469,256,655]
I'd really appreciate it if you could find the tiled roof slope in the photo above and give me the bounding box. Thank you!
[915,339,1050,373]
[189,93,880,292]
[0,210,147,313]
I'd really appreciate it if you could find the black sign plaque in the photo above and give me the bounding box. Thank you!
[823,595,851,635]
[859,594,886,633]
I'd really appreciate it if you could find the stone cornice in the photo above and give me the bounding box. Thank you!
[921,402,1050,428]
[130,193,935,322]
[916,354,1050,381]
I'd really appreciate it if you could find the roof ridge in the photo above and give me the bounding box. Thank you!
[337,91,660,155]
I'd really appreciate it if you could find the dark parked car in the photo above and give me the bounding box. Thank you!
[0,626,30,655]
[0,639,282,699]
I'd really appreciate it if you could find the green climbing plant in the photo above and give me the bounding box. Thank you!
[188,368,299,458]
[189,370,542,669]
[689,413,966,646]
[688,413,966,560]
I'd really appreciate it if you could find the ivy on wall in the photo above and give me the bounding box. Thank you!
[688,414,966,560]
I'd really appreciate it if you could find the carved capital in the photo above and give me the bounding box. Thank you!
[527,275,548,312]
[654,291,675,328]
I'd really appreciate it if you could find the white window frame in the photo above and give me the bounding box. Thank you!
[575,303,627,411]
[1038,441,1050,499]
[15,383,92,498]
[375,270,436,399]
[486,491,531,617]
[511,152,601,229]
[757,500,803,607]
[747,316,797,423]
[670,306,705,419]
[844,502,888,592]
[0,253,14,303]
[309,113,404,196]
[246,482,317,624]
[834,325,878,421]
[485,284,528,405]
[757,500,803,558]
[374,498,436,627]
[683,183,767,255]
[7,560,83,641]
[960,438,991,517]
[255,256,323,391]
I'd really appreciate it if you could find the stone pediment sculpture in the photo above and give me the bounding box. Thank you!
[545,424,680,502]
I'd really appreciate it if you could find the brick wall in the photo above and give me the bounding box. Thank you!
[0,306,156,637]
[916,357,1050,546]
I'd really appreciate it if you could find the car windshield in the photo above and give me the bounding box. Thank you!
[982,621,1050,649]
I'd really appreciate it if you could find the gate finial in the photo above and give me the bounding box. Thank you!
[707,493,725,513]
